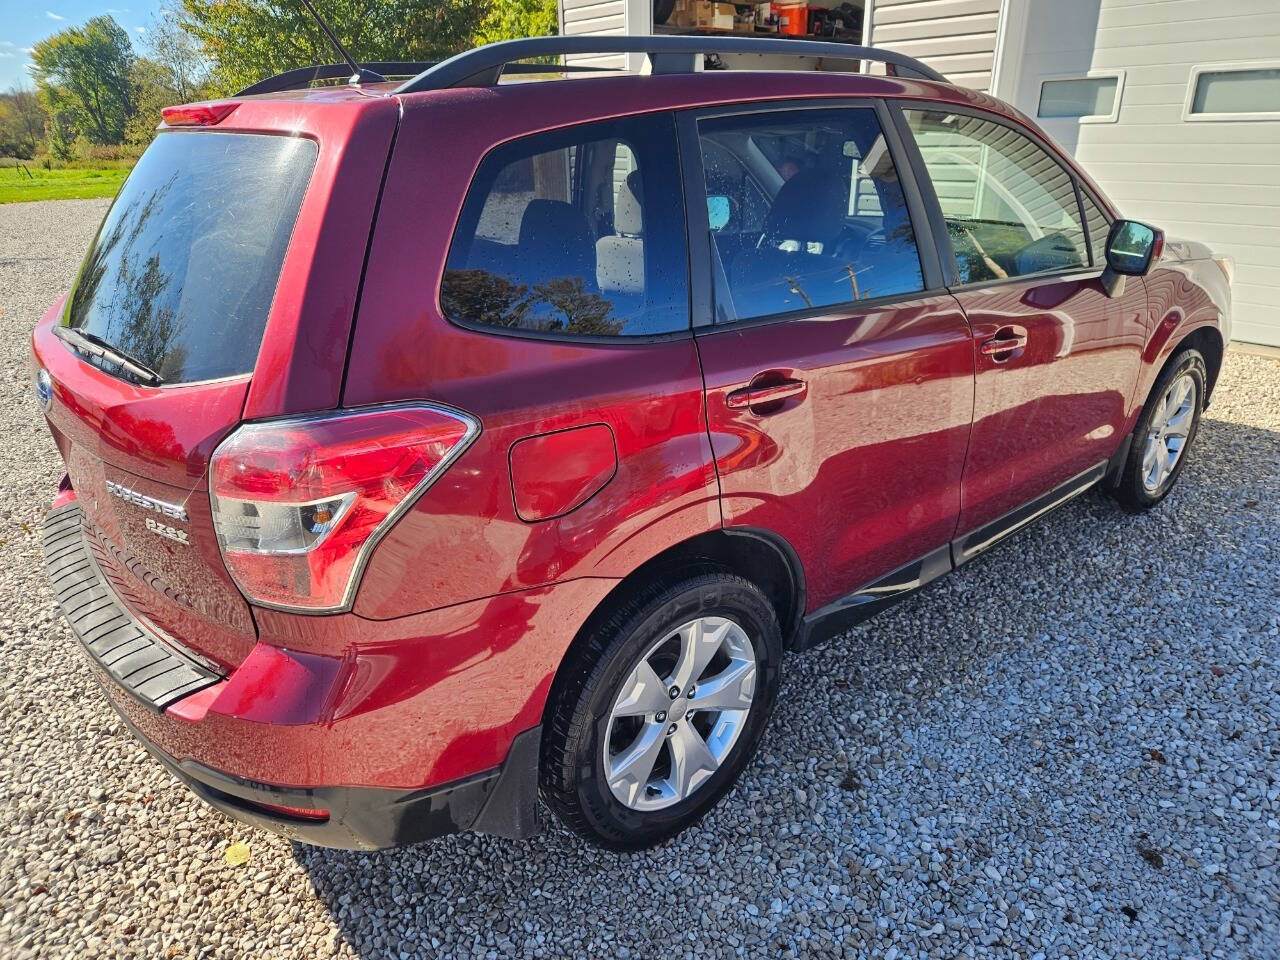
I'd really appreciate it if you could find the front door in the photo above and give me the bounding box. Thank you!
[682,102,975,612]
[896,107,1148,546]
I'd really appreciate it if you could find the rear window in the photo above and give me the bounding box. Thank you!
[64,131,316,385]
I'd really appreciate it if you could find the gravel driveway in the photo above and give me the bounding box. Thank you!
[1,198,1277,960]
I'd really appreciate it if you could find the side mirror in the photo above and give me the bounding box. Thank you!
[1101,219,1163,297]
[707,195,731,232]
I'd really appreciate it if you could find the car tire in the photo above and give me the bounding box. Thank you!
[1113,347,1207,511]
[540,568,782,850]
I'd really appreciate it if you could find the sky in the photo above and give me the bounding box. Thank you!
[0,2,164,90]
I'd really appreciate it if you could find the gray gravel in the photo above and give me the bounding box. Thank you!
[1,197,1278,959]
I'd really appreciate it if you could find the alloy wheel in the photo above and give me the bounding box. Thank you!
[602,616,757,811]
[1141,372,1197,492]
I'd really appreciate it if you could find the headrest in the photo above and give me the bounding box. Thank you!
[763,169,847,251]
[519,199,592,250]
[615,171,644,236]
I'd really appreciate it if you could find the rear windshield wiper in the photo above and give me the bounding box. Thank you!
[53,325,165,386]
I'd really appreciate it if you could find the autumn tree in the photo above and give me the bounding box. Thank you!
[0,88,47,160]
[30,16,136,145]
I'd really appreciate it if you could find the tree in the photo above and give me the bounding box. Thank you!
[124,8,216,146]
[146,5,214,103]
[0,88,48,160]
[475,0,557,47]
[30,16,136,145]
[180,0,493,94]
[126,59,181,146]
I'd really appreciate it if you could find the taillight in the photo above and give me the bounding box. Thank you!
[210,404,479,612]
[161,101,239,126]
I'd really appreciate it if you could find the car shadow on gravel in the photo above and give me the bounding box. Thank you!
[291,413,1279,958]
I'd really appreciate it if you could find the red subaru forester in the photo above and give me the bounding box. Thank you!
[33,37,1231,851]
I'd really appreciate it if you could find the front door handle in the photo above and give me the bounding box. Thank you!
[726,378,808,411]
[981,326,1029,361]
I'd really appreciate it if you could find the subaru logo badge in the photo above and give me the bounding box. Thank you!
[35,368,52,413]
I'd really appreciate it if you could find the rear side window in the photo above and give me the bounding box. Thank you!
[66,132,316,384]
[441,113,689,337]
[904,110,1087,284]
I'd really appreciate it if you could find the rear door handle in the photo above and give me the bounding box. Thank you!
[726,378,808,411]
[981,327,1028,360]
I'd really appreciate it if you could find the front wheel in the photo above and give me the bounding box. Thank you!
[1113,348,1206,510]
[540,571,782,850]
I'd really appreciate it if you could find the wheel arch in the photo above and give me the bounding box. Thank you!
[1175,325,1224,404]
[541,527,805,725]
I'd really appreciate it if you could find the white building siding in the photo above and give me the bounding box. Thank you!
[1007,0,1280,346]
[870,0,1004,91]
[560,0,632,69]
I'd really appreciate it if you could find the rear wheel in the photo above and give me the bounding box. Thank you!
[1113,348,1206,510]
[540,570,782,850]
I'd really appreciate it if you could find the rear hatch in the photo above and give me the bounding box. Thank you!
[32,92,399,670]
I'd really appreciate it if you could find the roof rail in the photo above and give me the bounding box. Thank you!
[394,35,947,94]
[236,59,611,97]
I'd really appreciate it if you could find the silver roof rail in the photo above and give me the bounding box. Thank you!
[393,35,948,94]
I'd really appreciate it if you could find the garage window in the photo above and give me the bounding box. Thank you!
[1038,75,1122,122]
[1186,64,1280,120]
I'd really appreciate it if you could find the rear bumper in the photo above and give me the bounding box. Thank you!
[115,702,540,849]
[41,499,565,849]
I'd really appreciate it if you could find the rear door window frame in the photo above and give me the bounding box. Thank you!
[676,97,950,333]
[438,110,695,345]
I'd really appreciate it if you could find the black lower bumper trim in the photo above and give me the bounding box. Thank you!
[109,702,542,850]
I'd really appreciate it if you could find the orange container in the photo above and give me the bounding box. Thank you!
[774,0,807,35]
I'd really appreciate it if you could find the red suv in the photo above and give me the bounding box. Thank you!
[33,37,1230,850]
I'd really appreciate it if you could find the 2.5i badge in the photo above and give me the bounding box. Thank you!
[144,516,190,545]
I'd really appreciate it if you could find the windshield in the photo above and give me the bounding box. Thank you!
[64,131,317,385]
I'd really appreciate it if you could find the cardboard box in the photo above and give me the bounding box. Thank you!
[670,0,696,26]
[694,1,736,30]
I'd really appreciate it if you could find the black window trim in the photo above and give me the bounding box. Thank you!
[436,109,696,346]
[676,96,948,333]
[886,100,1113,295]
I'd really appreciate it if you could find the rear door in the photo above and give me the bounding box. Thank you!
[893,106,1147,552]
[339,104,720,620]
[681,101,975,613]
[32,98,398,669]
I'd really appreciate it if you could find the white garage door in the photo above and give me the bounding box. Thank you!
[1006,0,1280,347]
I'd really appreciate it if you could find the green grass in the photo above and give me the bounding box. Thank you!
[0,166,130,204]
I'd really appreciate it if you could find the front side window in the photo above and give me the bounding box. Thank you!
[904,110,1088,284]
[441,114,689,337]
[1080,191,1111,267]
[696,107,924,322]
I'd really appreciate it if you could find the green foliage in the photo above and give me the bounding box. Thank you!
[0,90,47,160]
[126,59,182,146]
[476,0,558,46]
[180,0,494,94]
[31,16,137,145]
